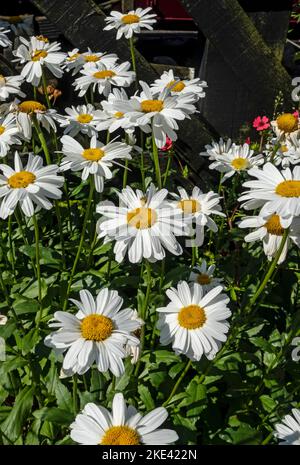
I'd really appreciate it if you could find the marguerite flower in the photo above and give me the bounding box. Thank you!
[10,99,57,139]
[112,81,196,148]
[208,143,264,181]
[239,163,300,222]
[96,184,188,263]
[70,393,178,445]
[59,135,132,193]
[0,74,25,101]
[13,36,66,86]
[0,314,7,325]
[271,132,300,168]
[104,8,157,40]
[274,408,300,445]
[0,15,33,37]
[95,88,134,133]
[55,104,103,137]
[0,151,64,219]
[44,288,141,377]
[64,48,118,75]
[189,260,223,292]
[0,27,11,48]
[157,281,231,361]
[271,112,299,139]
[74,61,135,98]
[200,137,233,161]
[0,113,21,157]
[151,69,207,102]
[238,213,300,264]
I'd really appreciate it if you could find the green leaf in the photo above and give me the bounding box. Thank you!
[13,298,39,316]
[1,386,34,441]
[33,407,74,425]
[55,380,73,411]
[138,385,155,410]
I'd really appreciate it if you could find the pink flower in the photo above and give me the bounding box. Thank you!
[253,116,270,131]
[293,110,299,119]
[245,137,251,145]
[160,136,173,152]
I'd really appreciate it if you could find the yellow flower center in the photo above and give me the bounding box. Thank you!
[121,14,140,24]
[32,49,48,61]
[281,145,288,153]
[178,199,200,214]
[82,148,105,161]
[67,52,81,61]
[0,126,5,135]
[18,101,46,113]
[77,113,93,124]
[0,75,6,84]
[114,111,124,119]
[178,304,207,330]
[84,54,100,62]
[275,180,300,197]
[36,35,49,43]
[100,426,140,445]
[197,273,211,285]
[80,314,114,341]
[8,171,36,189]
[264,214,284,236]
[276,113,298,133]
[167,80,186,92]
[141,100,164,113]
[127,207,157,229]
[231,157,249,170]
[93,70,116,79]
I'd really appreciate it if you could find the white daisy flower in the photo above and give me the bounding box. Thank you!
[74,61,135,98]
[239,213,300,264]
[125,310,144,365]
[113,81,196,148]
[200,137,233,161]
[71,393,178,445]
[96,184,188,263]
[0,15,34,37]
[0,27,11,48]
[0,314,7,325]
[271,112,299,139]
[59,134,132,193]
[151,69,207,102]
[95,88,134,133]
[0,113,21,157]
[104,8,157,40]
[239,163,300,223]
[170,186,225,246]
[64,48,118,75]
[274,408,300,445]
[189,260,223,292]
[0,151,64,219]
[157,281,231,361]
[0,74,25,101]
[209,143,264,181]
[44,288,141,377]
[271,133,300,168]
[55,104,103,137]
[10,99,57,139]
[13,36,66,87]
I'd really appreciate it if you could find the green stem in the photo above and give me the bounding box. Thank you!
[162,149,173,187]
[33,215,42,317]
[63,179,95,310]
[129,36,138,90]
[123,158,129,188]
[41,68,51,109]
[8,216,16,278]
[140,149,146,191]
[14,210,37,277]
[163,359,192,407]
[152,131,162,189]
[72,374,78,415]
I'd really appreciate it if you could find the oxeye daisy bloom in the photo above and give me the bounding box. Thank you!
[0,151,64,219]
[0,27,11,48]
[104,8,157,40]
[170,186,225,246]
[64,48,118,75]
[70,393,178,445]
[13,36,66,87]
[0,113,22,157]
[55,104,103,137]
[157,281,231,361]
[0,314,7,325]
[239,213,300,264]
[189,260,223,292]
[59,135,132,193]
[0,74,25,101]
[125,310,144,364]
[0,15,33,37]
[10,99,57,139]
[200,137,233,161]
[113,81,196,148]
[44,288,141,377]
[271,132,300,168]
[74,61,135,98]
[271,112,299,139]
[95,88,134,133]
[96,184,188,264]
[209,143,264,181]
[239,163,300,222]
[151,69,207,102]
[274,408,300,445]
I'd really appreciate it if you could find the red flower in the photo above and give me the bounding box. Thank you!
[293,110,299,119]
[253,116,270,131]
[245,137,251,145]
[160,136,173,152]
